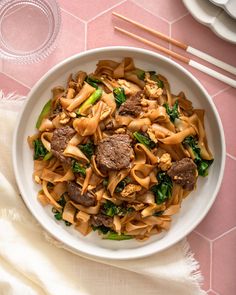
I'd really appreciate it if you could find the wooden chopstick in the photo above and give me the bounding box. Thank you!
[114,26,236,88]
[113,12,236,76]
[113,12,188,50]
[115,26,190,64]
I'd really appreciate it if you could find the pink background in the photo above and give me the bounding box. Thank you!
[0,1,235,294]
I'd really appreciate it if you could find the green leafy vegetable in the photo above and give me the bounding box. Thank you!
[153,211,164,217]
[113,87,126,107]
[65,221,72,226]
[71,160,86,176]
[115,177,131,193]
[52,195,71,226]
[150,74,164,89]
[92,225,111,234]
[102,200,133,217]
[78,142,94,159]
[148,71,156,76]
[133,68,164,88]
[134,69,146,80]
[183,136,201,161]
[103,201,118,217]
[33,139,48,160]
[36,99,51,129]
[54,212,62,220]
[151,172,173,204]
[76,88,102,115]
[57,195,66,207]
[164,101,179,123]
[85,76,101,89]
[198,160,214,177]
[183,136,213,177]
[103,232,133,240]
[93,224,133,240]
[133,132,156,149]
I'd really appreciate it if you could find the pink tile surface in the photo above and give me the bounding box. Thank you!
[212,229,236,295]
[171,14,236,96]
[132,0,188,22]
[0,1,235,294]
[0,73,29,96]
[58,0,123,21]
[196,156,236,240]
[213,87,236,157]
[87,1,169,52]
[187,232,211,290]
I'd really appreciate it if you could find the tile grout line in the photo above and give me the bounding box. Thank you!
[170,12,190,25]
[211,289,220,295]
[212,226,236,242]
[211,85,231,98]
[60,8,86,24]
[87,0,127,24]
[1,72,31,89]
[226,152,236,161]
[209,241,213,290]
[60,7,88,51]
[84,22,88,51]
[193,230,212,242]
[169,23,171,50]
[130,0,171,24]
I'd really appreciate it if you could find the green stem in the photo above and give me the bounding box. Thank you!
[36,100,51,129]
[77,88,102,115]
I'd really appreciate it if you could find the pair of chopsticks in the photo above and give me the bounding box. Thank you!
[113,12,236,88]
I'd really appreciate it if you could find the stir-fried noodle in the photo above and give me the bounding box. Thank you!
[28,58,214,241]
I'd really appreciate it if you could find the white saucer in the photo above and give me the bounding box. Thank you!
[209,0,236,19]
[182,0,236,44]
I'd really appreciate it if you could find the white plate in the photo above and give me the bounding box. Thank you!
[209,0,236,19]
[13,47,226,260]
[183,0,236,43]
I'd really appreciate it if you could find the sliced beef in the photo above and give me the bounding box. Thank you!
[167,157,197,190]
[95,134,133,171]
[67,181,97,207]
[51,126,75,165]
[119,91,143,117]
[90,214,113,228]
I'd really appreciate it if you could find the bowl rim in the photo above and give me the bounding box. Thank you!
[12,46,226,260]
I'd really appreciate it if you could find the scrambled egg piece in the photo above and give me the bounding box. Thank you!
[115,128,126,134]
[144,73,163,98]
[159,153,172,171]
[121,184,142,198]
[147,127,158,143]
[59,112,70,124]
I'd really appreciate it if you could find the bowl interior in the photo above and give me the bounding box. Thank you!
[13,47,225,260]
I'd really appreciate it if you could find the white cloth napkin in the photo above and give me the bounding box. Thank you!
[0,93,206,295]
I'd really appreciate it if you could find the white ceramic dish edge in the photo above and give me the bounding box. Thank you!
[182,0,236,44]
[209,0,236,19]
[12,46,226,260]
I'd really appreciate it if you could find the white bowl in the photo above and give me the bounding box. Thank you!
[13,47,226,260]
